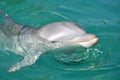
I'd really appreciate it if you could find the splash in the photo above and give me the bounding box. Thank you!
[54,45,103,70]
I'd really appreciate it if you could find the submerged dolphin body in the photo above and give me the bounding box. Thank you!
[0,10,98,72]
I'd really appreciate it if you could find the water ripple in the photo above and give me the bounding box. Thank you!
[54,45,104,72]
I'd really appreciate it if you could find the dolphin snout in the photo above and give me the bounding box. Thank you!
[83,34,96,41]
[74,37,99,48]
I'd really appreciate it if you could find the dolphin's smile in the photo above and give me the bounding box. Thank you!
[74,37,98,48]
[69,34,98,47]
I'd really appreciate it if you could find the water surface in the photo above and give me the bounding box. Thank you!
[0,0,120,80]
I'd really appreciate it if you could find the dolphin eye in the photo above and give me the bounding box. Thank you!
[50,41,58,43]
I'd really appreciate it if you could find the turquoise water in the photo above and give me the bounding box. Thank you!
[0,0,120,80]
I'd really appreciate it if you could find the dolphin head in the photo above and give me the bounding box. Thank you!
[36,22,98,48]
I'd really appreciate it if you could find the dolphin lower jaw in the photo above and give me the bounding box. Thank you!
[73,37,98,48]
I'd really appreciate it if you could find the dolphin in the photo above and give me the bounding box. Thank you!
[0,10,98,72]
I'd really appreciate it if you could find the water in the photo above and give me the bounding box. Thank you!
[0,0,120,80]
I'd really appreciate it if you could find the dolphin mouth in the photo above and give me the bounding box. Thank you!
[46,33,99,48]
[74,37,99,48]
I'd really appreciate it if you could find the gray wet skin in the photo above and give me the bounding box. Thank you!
[0,10,98,72]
